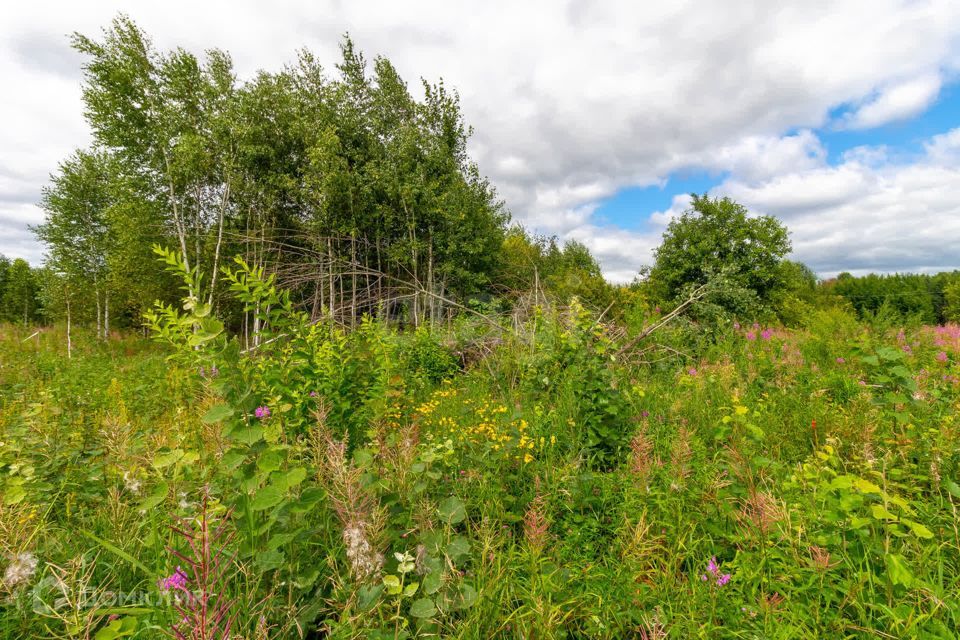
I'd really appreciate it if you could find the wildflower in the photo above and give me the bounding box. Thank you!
[158,566,189,592]
[745,331,756,341]
[641,410,650,418]
[760,329,772,340]
[3,552,38,589]
[523,453,534,463]
[254,406,271,419]
[733,322,741,330]
[835,357,845,364]
[309,391,319,397]
[688,368,697,376]
[936,351,948,363]
[700,555,732,586]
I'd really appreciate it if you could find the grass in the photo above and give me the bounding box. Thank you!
[1,304,959,639]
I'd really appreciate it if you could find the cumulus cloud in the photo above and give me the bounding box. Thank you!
[1,0,960,276]
[714,127,960,278]
[841,74,943,130]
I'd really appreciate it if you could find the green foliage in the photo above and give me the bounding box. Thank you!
[37,16,510,330]
[0,258,41,325]
[645,194,792,318]
[829,270,960,325]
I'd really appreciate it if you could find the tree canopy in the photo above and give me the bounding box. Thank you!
[645,194,792,316]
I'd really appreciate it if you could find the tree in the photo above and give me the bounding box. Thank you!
[36,149,115,337]
[645,194,792,316]
[2,259,39,325]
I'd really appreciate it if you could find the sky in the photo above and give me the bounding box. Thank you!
[2,1,960,283]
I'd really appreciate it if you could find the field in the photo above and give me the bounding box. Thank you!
[2,294,959,639]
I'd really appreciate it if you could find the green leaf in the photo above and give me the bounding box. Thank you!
[903,519,934,539]
[945,481,960,498]
[79,530,152,576]
[885,553,914,587]
[138,482,168,512]
[409,597,436,618]
[446,536,471,561]
[201,404,233,424]
[454,583,478,610]
[152,448,184,469]
[277,466,307,490]
[257,449,283,473]
[228,423,264,445]
[438,496,466,524]
[250,484,285,511]
[382,574,401,595]
[870,504,897,521]
[256,548,285,571]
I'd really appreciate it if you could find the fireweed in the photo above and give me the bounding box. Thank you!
[701,556,732,587]
[164,493,237,640]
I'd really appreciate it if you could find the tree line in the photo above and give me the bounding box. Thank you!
[21,14,960,337]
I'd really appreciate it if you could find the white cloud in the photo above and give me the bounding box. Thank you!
[841,73,943,129]
[713,128,960,277]
[1,0,960,277]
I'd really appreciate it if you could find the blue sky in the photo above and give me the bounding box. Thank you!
[594,79,960,236]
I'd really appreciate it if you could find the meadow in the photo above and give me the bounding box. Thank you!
[1,265,959,639]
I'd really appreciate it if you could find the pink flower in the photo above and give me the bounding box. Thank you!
[835,357,845,364]
[254,406,271,419]
[745,331,756,341]
[688,368,698,376]
[733,322,741,330]
[158,566,189,592]
[701,556,732,587]
[760,329,772,340]
[936,351,948,363]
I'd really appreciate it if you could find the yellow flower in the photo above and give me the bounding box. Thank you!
[523,453,534,463]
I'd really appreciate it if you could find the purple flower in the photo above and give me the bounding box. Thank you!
[835,357,845,364]
[641,410,650,418]
[745,331,756,341]
[701,555,731,586]
[936,351,948,363]
[158,566,189,592]
[654,306,661,314]
[309,391,318,397]
[688,368,698,376]
[733,322,741,330]
[254,406,271,419]
[760,329,772,340]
